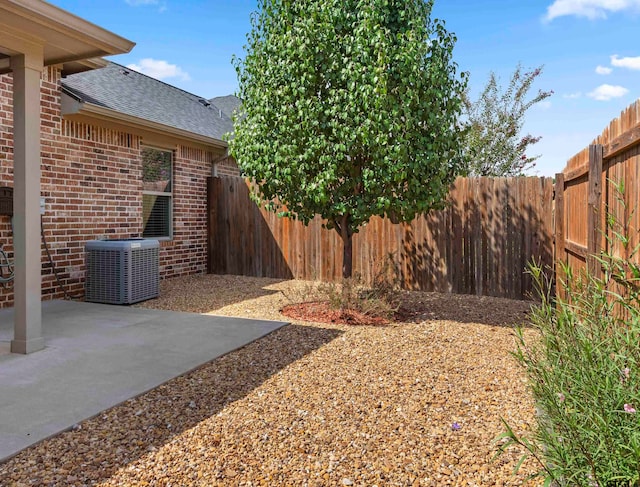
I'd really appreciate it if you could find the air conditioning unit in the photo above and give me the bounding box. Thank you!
[85,239,159,304]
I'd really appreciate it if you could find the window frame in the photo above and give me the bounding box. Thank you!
[141,145,174,241]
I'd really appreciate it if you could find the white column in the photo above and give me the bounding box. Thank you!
[10,51,44,354]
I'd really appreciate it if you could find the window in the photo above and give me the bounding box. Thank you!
[142,147,173,239]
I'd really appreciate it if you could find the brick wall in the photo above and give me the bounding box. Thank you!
[0,71,18,307]
[215,155,239,177]
[0,66,239,307]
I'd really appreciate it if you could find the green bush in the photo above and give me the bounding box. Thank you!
[498,206,640,486]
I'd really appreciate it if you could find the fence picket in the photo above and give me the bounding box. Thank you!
[203,100,640,303]
[207,176,554,300]
[558,100,640,294]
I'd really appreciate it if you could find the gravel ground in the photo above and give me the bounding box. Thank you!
[1,274,542,486]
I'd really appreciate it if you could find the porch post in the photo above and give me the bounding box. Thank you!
[10,51,44,354]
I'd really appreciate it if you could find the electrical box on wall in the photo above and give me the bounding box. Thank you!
[0,189,45,217]
[0,187,12,216]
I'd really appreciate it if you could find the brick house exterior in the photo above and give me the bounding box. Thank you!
[0,64,240,308]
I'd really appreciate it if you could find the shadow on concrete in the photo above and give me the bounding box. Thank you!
[0,323,343,485]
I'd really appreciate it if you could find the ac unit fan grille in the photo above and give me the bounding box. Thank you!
[85,239,159,305]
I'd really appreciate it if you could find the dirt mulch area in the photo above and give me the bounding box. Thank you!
[281,301,391,326]
[0,274,541,486]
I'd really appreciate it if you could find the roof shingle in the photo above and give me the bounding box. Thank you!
[209,94,242,120]
[62,62,234,142]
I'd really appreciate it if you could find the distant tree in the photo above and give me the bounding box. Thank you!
[461,65,553,177]
[229,0,467,278]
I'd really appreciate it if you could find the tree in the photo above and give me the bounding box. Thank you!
[229,0,467,278]
[461,65,552,177]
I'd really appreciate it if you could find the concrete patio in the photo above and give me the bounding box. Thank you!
[0,299,287,462]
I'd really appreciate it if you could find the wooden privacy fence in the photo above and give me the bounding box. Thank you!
[556,99,640,286]
[207,99,640,301]
[208,176,554,300]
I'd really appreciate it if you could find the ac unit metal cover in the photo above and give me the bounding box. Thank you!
[85,239,159,305]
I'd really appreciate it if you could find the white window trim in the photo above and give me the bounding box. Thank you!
[141,145,174,241]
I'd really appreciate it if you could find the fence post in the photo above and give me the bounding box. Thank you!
[554,173,565,297]
[587,144,603,278]
[206,176,217,274]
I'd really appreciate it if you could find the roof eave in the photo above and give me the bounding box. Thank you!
[62,96,228,151]
[0,0,134,75]
[1,0,135,57]
[60,57,109,76]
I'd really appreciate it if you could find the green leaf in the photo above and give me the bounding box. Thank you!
[229,0,466,277]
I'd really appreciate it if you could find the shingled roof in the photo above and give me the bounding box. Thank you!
[61,62,234,142]
[209,94,242,120]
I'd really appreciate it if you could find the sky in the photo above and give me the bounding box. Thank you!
[49,0,640,177]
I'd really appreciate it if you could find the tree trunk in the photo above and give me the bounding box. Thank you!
[342,231,353,279]
[338,214,353,279]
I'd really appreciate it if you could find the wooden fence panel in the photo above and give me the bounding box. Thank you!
[558,99,640,292]
[208,103,640,303]
[208,176,554,300]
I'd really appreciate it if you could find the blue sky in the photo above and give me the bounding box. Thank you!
[49,0,640,176]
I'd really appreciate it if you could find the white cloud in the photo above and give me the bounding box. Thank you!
[595,65,612,74]
[611,54,640,70]
[126,59,190,81]
[537,100,553,110]
[125,0,167,12]
[545,0,640,21]
[587,84,629,101]
[563,91,582,99]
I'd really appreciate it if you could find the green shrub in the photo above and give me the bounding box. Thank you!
[498,203,640,486]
